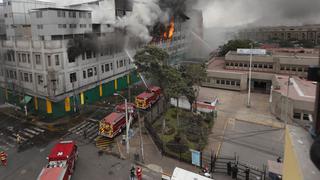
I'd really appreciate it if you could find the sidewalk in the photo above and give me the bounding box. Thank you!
[119,128,198,175]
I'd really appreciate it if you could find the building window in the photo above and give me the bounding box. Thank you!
[258,64,263,68]
[24,73,29,82]
[69,24,77,28]
[221,80,225,85]
[58,24,67,28]
[110,63,113,70]
[226,80,230,85]
[37,75,43,85]
[55,55,60,66]
[88,12,92,18]
[48,55,51,66]
[293,112,301,120]
[70,72,77,83]
[69,11,76,18]
[29,74,33,83]
[57,10,66,18]
[298,67,303,72]
[35,54,41,65]
[37,24,43,29]
[239,63,243,67]
[244,63,248,68]
[231,81,235,86]
[263,64,268,69]
[292,67,297,71]
[94,67,97,75]
[269,64,273,69]
[87,68,93,77]
[101,65,105,73]
[27,54,30,63]
[83,71,86,79]
[236,81,240,86]
[80,24,87,28]
[253,64,257,68]
[303,114,309,121]
[22,54,27,63]
[280,66,285,70]
[36,11,42,18]
[86,51,92,59]
[216,79,220,84]
[105,64,110,72]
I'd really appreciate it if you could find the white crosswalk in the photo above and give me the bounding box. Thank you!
[0,126,46,151]
[68,121,99,141]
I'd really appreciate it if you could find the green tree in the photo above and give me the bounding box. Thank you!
[179,63,207,112]
[218,39,253,56]
[134,45,169,91]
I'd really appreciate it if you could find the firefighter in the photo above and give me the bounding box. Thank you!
[136,166,142,180]
[0,151,8,166]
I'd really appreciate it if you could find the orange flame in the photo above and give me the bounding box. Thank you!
[168,18,175,40]
[163,31,167,40]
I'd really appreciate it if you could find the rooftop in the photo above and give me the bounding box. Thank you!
[30,7,91,12]
[274,76,316,102]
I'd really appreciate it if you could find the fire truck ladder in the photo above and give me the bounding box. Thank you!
[95,136,114,151]
[124,49,149,90]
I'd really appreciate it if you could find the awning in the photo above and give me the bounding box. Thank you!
[20,96,32,104]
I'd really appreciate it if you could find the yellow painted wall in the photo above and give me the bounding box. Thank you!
[283,127,303,180]
[65,97,71,112]
[46,98,52,114]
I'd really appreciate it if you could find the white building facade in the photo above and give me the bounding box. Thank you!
[0,0,191,118]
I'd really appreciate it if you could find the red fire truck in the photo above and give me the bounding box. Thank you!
[135,86,161,109]
[99,112,126,138]
[37,140,78,180]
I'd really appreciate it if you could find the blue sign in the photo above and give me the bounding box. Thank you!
[190,149,201,166]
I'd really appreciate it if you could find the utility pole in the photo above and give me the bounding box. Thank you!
[247,43,253,107]
[138,111,144,162]
[285,75,291,125]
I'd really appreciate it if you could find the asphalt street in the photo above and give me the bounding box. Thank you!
[220,120,284,169]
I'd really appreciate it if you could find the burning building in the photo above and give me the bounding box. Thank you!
[0,0,202,118]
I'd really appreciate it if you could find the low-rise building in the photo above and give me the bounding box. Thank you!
[204,50,318,125]
[238,24,320,44]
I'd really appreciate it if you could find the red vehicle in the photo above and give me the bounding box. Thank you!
[99,112,126,138]
[115,103,137,118]
[135,86,161,109]
[37,141,78,180]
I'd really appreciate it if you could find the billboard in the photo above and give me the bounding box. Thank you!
[237,48,266,55]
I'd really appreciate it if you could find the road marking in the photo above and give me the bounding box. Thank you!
[216,118,229,156]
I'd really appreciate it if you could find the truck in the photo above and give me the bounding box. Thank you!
[99,112,127,138]
[37,140,78,180]
[115,103,137,118]
[135,86,161,109]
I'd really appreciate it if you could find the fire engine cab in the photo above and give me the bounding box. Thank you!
[37,140,78,180]
[115,103,137,118]
[135,86,161,109]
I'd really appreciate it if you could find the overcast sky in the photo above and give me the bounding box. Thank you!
[2,0,320,28]
[199,0,320,28]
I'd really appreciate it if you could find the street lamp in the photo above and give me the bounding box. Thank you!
[247,43,253,108]
[113,92,130,155]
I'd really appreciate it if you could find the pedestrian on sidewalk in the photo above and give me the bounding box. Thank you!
[130,166,135,180]
[16,133,21,144]
[83,129,87,139]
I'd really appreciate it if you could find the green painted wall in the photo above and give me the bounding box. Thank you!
[1,72,141,119]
